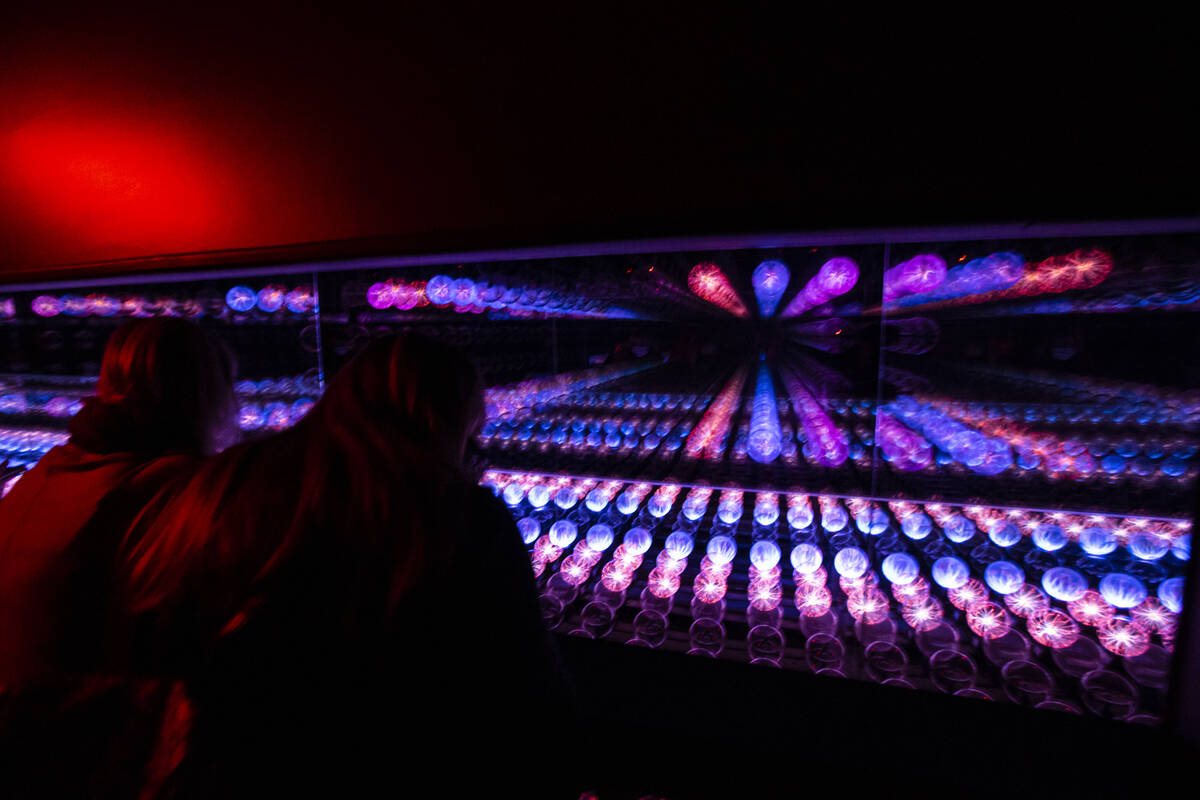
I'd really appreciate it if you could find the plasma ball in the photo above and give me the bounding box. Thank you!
[984,560,1025,595]
[882,552,920,586]
[833,547,869,579]
[707,535,738,565]
[1067,590,1116,627]
[966,601,1011,639]
[790,543,824,574]
[1097,617,1151,658]
[932,556,970,589]
[901,596,943,632]
[750,540,782,571]
[225,286,257,312]
[1099,573,1148,609]
[1004,584,1050,618]
[948,578,987,610]
[1027,609,1080,649]
[1041,567,1088,602]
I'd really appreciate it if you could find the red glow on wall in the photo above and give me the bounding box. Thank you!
[3,115,228,256]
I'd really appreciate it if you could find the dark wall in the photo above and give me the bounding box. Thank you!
[1,4,1195,280]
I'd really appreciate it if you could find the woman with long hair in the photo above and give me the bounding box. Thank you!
[123,332,569,797]
[0,317,239,798]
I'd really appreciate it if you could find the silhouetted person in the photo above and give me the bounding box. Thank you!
[122,333,571,798]
[0,317,238,798]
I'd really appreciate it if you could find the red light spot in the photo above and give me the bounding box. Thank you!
[958,254,967,262]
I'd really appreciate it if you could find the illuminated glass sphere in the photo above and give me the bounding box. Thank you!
[856,507,890,535]
[948,578,988,610]
[794,584,833,617]
[789,543,823,574]
[549,520,578,548]
[1032,523,1068,552]
[749,580,784,611]
[681,496,708,521]
[647,494,673,518]
[256,286,286,312]
[749,540,782,571]
[1128,532,1170,561]
[586,524,615,552]
[1172,534,1190,561]
[290,398,315,419]
[882,553,920,586]
[942,514,976,543]
[901,596,943,632]
[1068,590,1116,627]
[1099,573,1148,609]
[517,517,540,545]
[601,562,634,593]
[646,567,682,599]
[91,295,119,316]
[1004,584,1049,618]
[787,503,814,529]
[1098,617,1151,658]
[816,257,860,297]
[833,547,869,579]
[616,490,642,515]
[452,278,477,307]
[238,404,264,430]
[932,556,969,589]
[533,536,562,563]
[585,487,610,512]
[966,601,1011,639]
[1132,597,1177,635]
[285,286,316,313]
[693,571,728,604]
[1027,609,1080,649]
[624,527,653,555]
[987,520,1022,548]
[61,294,90,316]
[751,260,790,317]
[848,588,890,624]
[717,498,743,524]
[424,275,455,305]
[901,512,932,540]
[501,483,525,506]
[706,535,737,565]
[553,487,578,510]
[393,282,420,310]
[821,505,849,532]
[1079,526,1118,556]
[664,531,695,560]
[1159,577,1185,614]
[225,286,257,312]
[1041,567,1087,602]
[527,484,551,508]
[753,498,780,526]
[893,575,930,605]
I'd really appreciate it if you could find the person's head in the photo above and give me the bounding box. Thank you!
[313,332,485,475]
[85,317,239,455]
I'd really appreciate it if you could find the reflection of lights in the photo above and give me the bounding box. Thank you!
[781,257,859,318]
[751,260,790,317]
[687,262,749,317]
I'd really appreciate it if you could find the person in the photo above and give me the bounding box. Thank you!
[0,317,239,798]
[121,332,572,798]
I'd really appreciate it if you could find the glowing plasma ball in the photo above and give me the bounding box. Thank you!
[901,596,944,632]
[548,520,578,548]
[752,260,790,317]
[795,584,833,617]
[600,562,634,593]
[612,544,643,573]
[753,495,780,526]
[688,262,749,317]
[901,512,932,540]
[749,581,784,612]
[966,601,1011,639]
[747,361,783,464]
[1032,523,1068,552]
[1132,597,1178,635]
[646,567,682,599]
[393,282,422,310]
[1067,590,1116,627]
[707,535,737,565]
[623,527,653,555]
[750,540,782,571]
[693,571,728,604]
[256,286,286,313]
[574,543,603,569]
[787,499,814,529]
[1079,526,1118,556]
[1027,609,1080,649]
[882,552,920,586]
[856,507,890,536]
[1004,584,1049,618]
[948,578,988,610]
[790,543,824,574]
[931,556,970,590]
[90,295,119,316]
[847,588,890,624]
[451,278,477,307]
[833,547,869,579]
[1099,573,1148,609]
[987,520,1023,548]
[942,514,976,543]
[553,487,579,510]
[820,503,850,532]
[1159,577,1185,614]
[526,484,551,509]
[559,556,591,586]
[892,575,930,605]
[1129,532,1170,561]
[664,531,695,560]
[780,257,859,317]
[796,566,828,588]
[657,552,687,576]
[285,286,316,313]
[1098,617,1151,658]
[1041,567,1088,603]
[225,286,257,312]
[424,275,455,305]
[533,536,563,564]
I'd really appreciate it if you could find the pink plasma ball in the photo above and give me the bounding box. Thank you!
[693,572,728,604]
[532,558,547,578]
[600,561,634,593]
[558,556,591,586]
[840,572,880,596]
[794,584,833,617]
[1067,590,1117,628]
[966,601,1011,639]
[1097,617,1151,658]
[901,596,944,632]
[533,536,564,564]
[656,552,688,576]
[699,555,734,580]
[948,579,988,611]
[1027,609,1080,649]
[749,581,783,612]
[646,567,682,599]
[1004,584,1050,619]
[847,588,890,624]
[892,575,931,605]
[1131,598,1178,635]
[795,566,829,588]
[574,544,603,569]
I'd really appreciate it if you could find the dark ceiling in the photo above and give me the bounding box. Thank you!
[1,3,1195,281]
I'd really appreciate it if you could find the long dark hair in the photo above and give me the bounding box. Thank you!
[123,332,486,637]
[70,318,239,456]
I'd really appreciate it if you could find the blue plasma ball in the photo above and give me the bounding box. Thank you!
[605,432,623,448]
[1129,532,1170,561]
[1161,457,1188,477]
[707,535,737,565]
[424,274,455,305]
[984,560,1025,595]
[1158,577,1185,614]
[226,286,257,312]
[527,484,551,509]
[856,508,890,535]
[790,543,823,574]
[787,503,814,529]
[647,494,673,518]
[553,487,578,510]
[882,552,920,586]
[517,517,540,545]
[1032,523,1068,552]
[750,540,782,571]
[1100,454,1128,474]
[754,501,780,526]
[664,531,694,559]
[681,498,707,522]
[821,505,849,532]
[616,491,641,515]
[256,287,285,313]
[833,547,869,579]
[549,520,578,548]
[717,499,744,525]
[1172,534,1190,561]
[752,260,790,317]
[586,524,615,552]
[988,520,1023,548]
[932,556,970,589]
[942,514,976,543]
[238,404,264,430]
[901,512,932,540]
[623,527,653,555]
[290,398,315,419]
[1099,573,1148,609]
[1042,567,1087,602]
[1079,526,1118,556]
